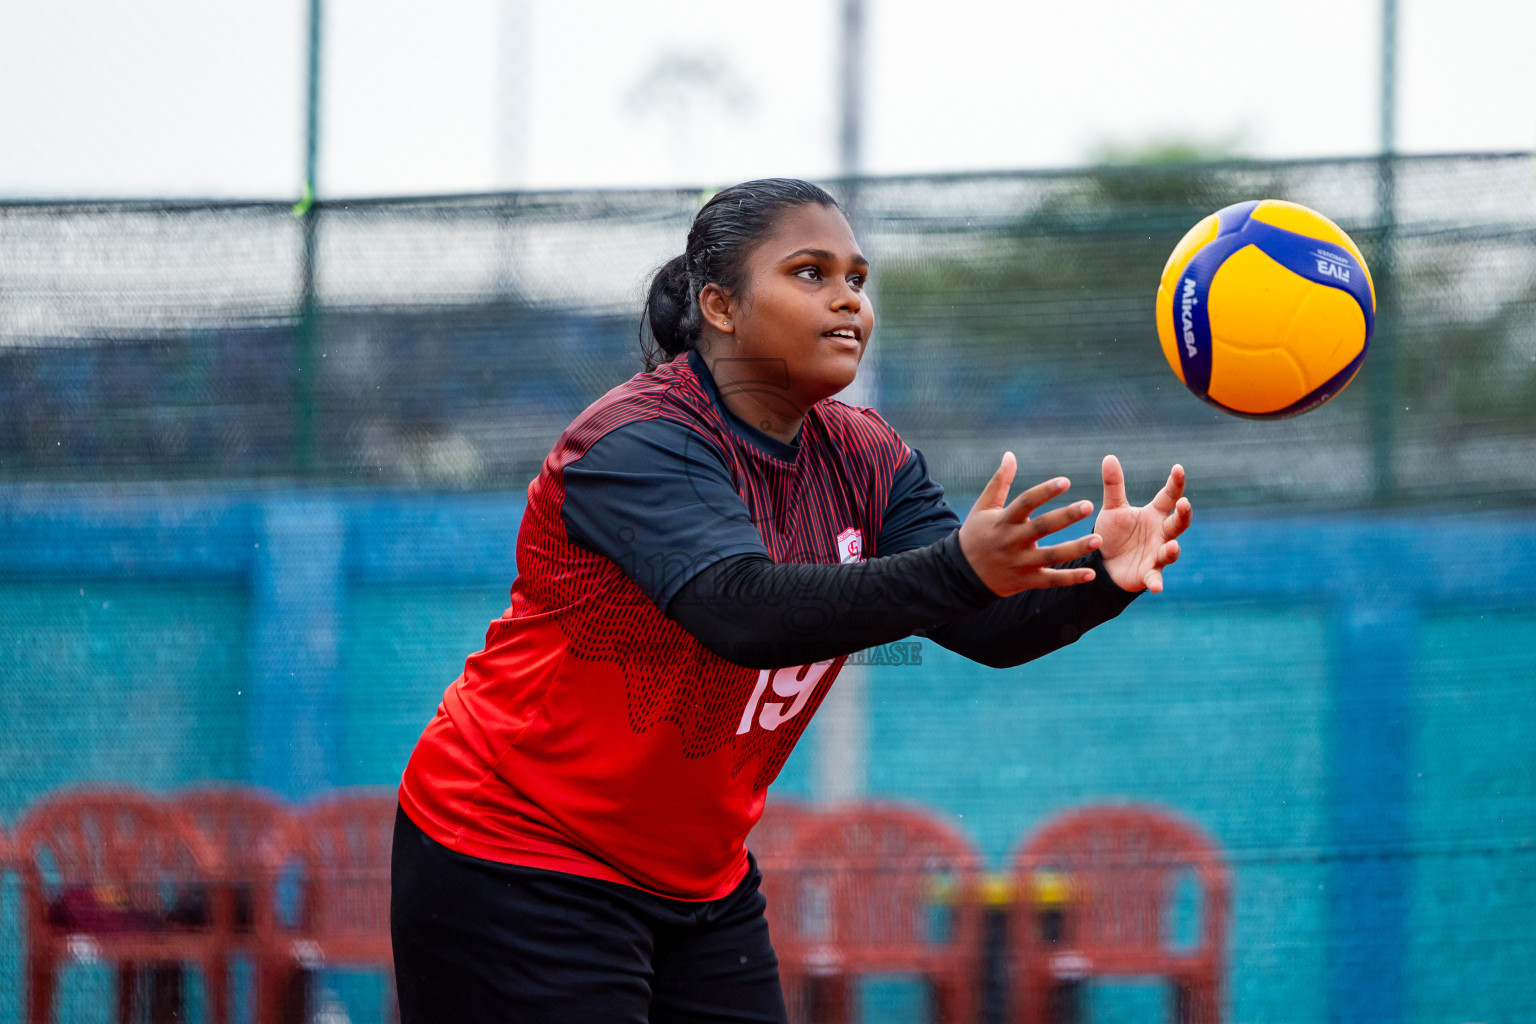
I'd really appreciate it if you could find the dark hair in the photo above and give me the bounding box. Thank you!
[640,178,841,370]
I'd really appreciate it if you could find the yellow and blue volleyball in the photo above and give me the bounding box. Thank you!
[1155,199,1375,419]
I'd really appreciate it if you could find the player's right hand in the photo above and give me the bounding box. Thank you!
[957,452,1101,597]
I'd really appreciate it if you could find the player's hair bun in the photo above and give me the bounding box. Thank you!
[639,178,841,371]
[644,253,700,360]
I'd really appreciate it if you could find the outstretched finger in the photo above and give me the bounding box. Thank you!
[1143,567,1164,594]
[1031,534,1103,568]
[1151,464,1186,515]
[1021,499,1095,540]
[1157,539,1181,568]
[1003,474,1073,523]
[1101,454,1129,510]
[1162,496,1193,539]
[970,452,1017,514]
[1032,566,1099,588]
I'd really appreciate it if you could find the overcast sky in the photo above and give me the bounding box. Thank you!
[0,0,1531,200]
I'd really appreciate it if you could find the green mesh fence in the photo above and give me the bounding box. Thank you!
[1,155,1534,1024]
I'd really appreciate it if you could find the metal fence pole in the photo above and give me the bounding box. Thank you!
[1369,0,1399,505]
[295,0,323,478]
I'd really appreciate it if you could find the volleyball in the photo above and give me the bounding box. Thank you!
[1155,199,1375,419]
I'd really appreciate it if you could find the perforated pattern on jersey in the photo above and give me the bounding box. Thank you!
[515,356,908,786]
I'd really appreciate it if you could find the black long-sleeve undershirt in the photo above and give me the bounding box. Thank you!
[666,531,1138,670]
[918,548,1139,669]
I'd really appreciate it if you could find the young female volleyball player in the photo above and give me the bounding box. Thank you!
[391,178,1192,1023]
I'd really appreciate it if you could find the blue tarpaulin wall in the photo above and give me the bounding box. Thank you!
[0,487,1532,1024]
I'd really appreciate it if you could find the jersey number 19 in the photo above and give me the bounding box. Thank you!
[735,661,834,735]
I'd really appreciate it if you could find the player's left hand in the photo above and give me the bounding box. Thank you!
[1094,455,1192,594]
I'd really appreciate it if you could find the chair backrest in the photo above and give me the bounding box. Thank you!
[1012,804,1230,966]
[0,821,12,898]
[295,792,396,943]
[16,788,219,925]
[748,797,815,870]
[177,787,299,872]
[751,797,814,959]
[773,802,982,973]
[177,786,303,932]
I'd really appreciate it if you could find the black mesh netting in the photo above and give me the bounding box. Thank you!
[3,153,1534,507]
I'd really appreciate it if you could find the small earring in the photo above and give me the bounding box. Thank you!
[722,320,730,327]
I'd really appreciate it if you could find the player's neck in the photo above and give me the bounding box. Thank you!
[723,390,804,446]
[697,350,808,445]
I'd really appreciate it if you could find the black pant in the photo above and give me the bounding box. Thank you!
[390,807,789,1024]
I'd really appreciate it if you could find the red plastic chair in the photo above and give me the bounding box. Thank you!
[177,787,306,1024]
[285,792,399,1023]
[771,802,984,1024]
[751,796,817,1010]
[749,797,816,871]
[1,820,12,996]
[1010,804,1231,1024]
[16,788,229,1024]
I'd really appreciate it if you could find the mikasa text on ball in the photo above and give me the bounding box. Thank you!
[1156,199,1375,419]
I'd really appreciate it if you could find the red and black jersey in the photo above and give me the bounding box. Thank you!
[400,350,936,900]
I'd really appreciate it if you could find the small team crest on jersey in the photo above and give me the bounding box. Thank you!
[836,527,864,564]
